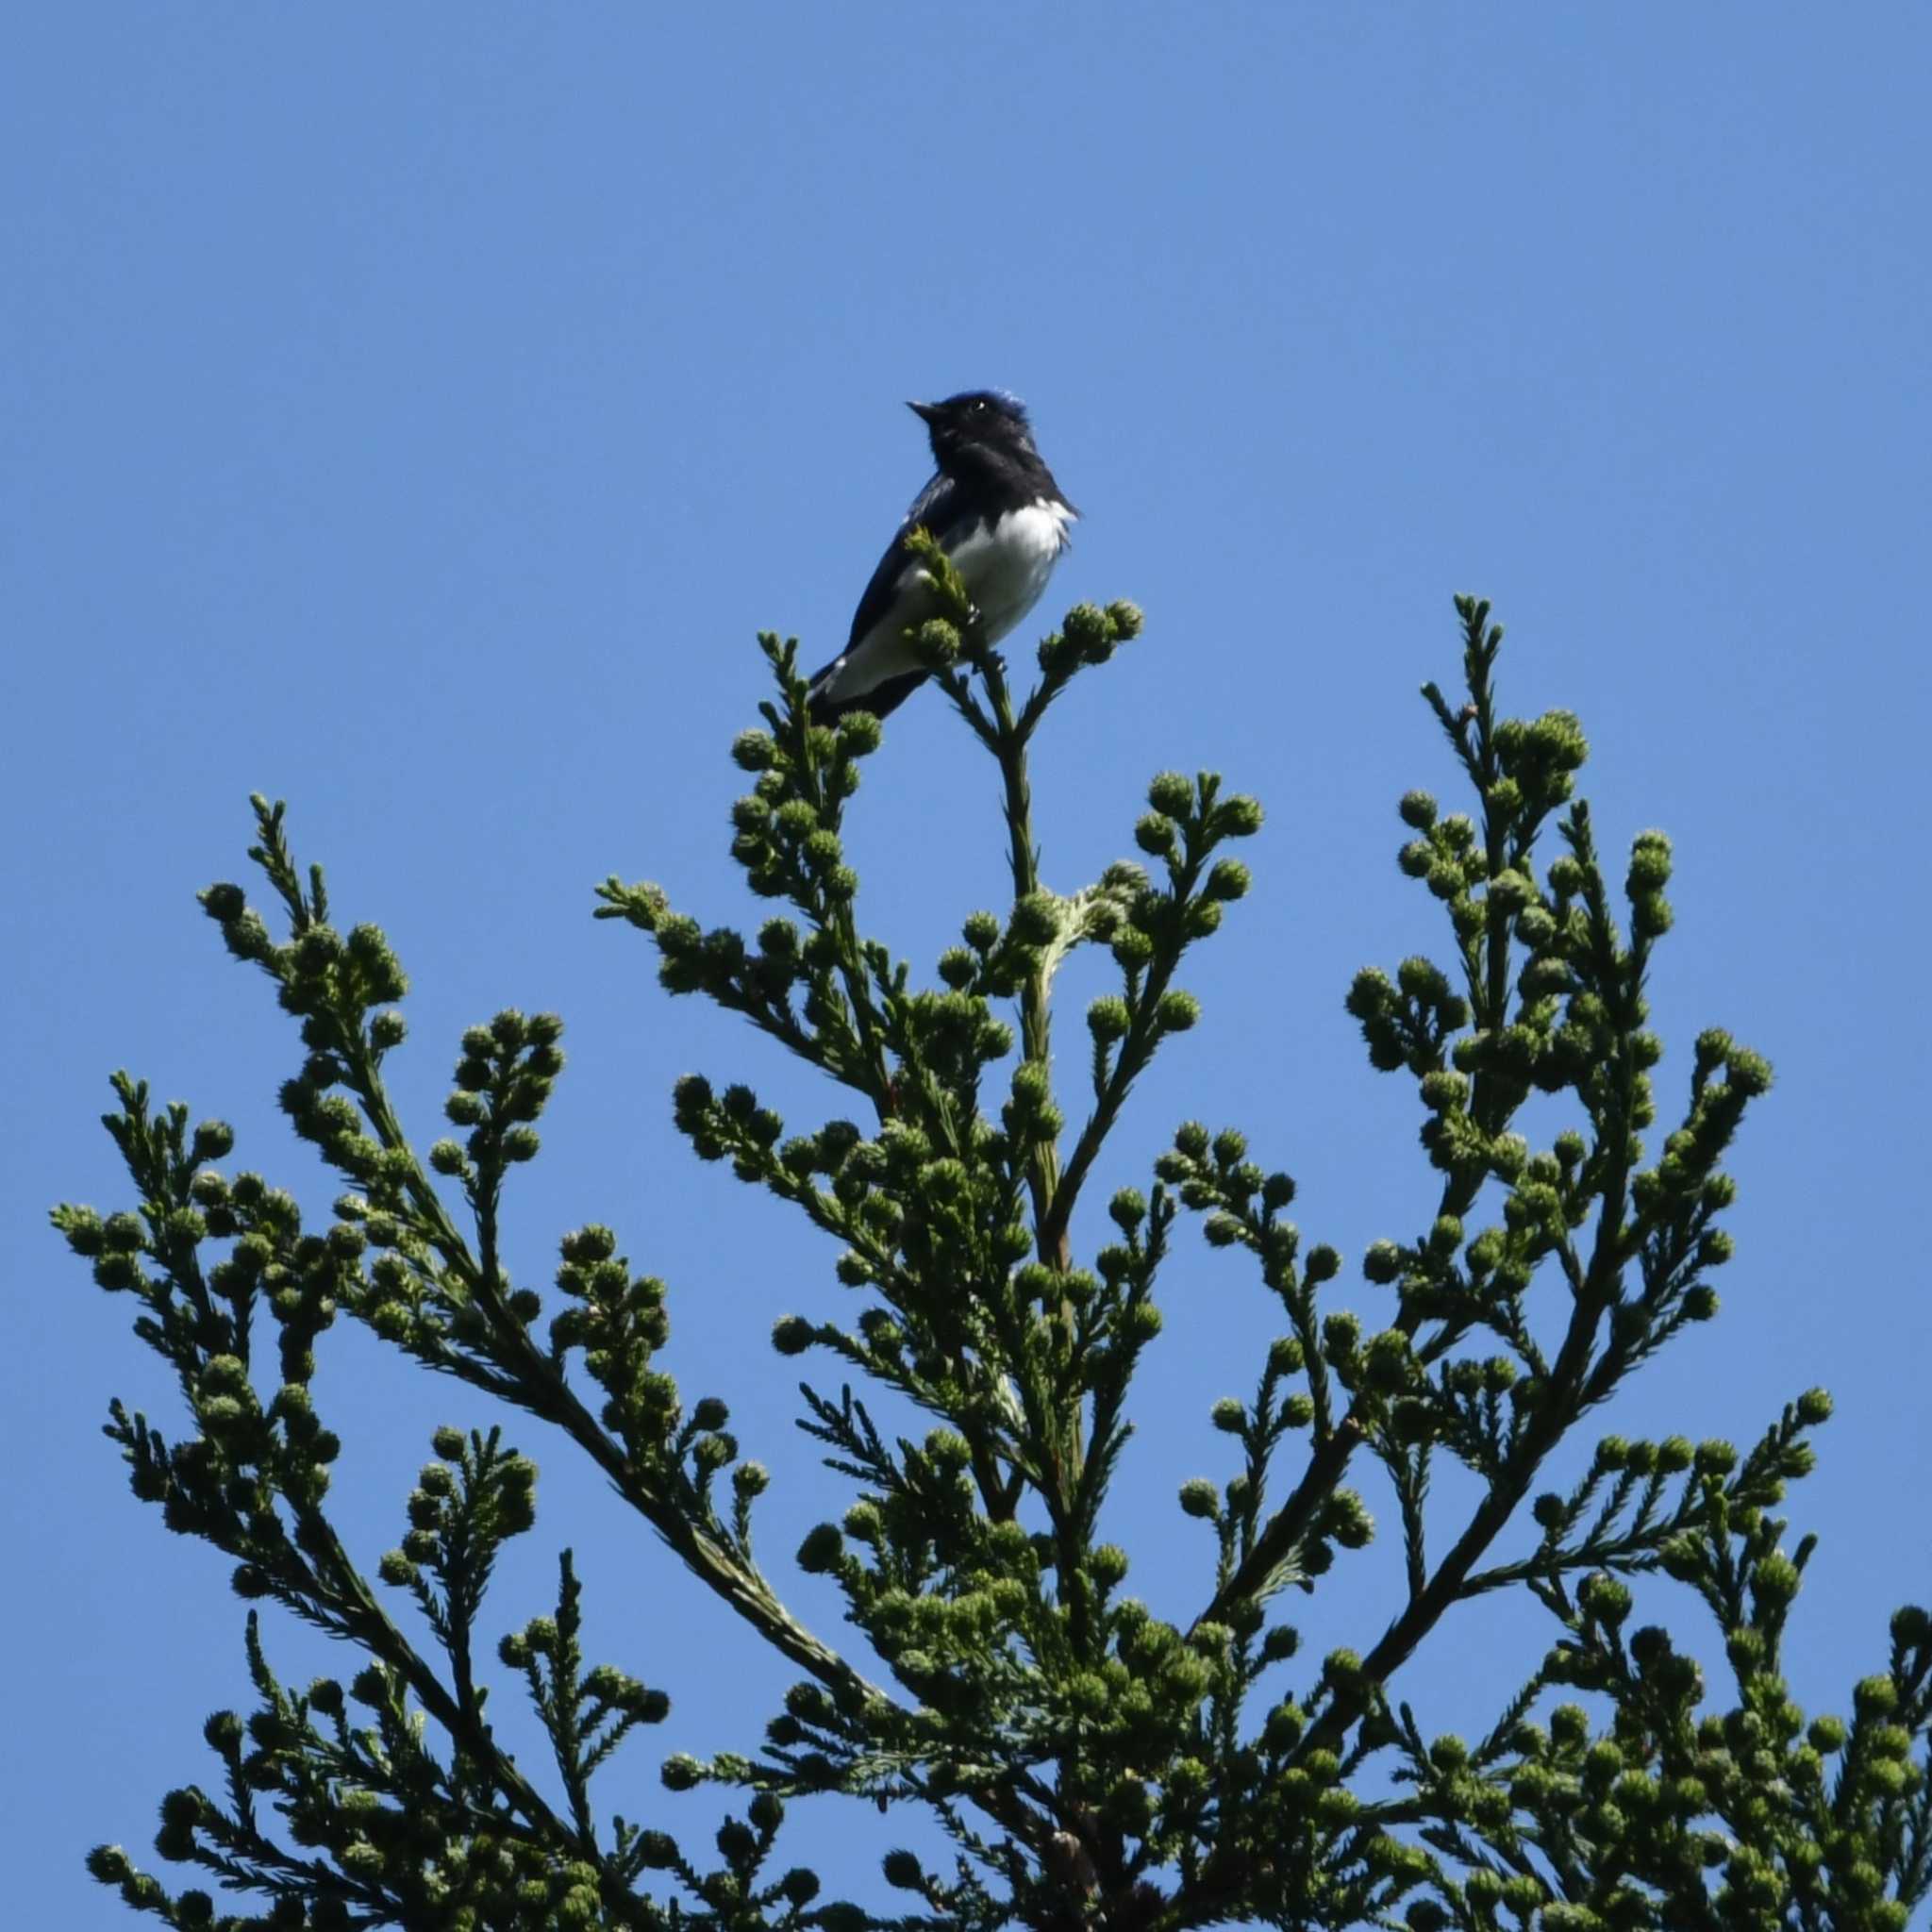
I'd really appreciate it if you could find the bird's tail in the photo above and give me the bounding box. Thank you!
[803,659,926,726]
[803,658,843,726]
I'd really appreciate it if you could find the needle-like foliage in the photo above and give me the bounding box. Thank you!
[58,569,1930,1931]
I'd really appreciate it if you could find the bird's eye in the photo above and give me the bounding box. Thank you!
[970,397,989,416]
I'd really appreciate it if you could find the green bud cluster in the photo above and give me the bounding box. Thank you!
[419,1008,565,1192]
[1036,599,1144,683]
[1346,955,1470,1079]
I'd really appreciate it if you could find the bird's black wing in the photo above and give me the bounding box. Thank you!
[841,468,973,650]
[805,470,991,723]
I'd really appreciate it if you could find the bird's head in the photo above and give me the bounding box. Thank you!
[908,391,1040,468]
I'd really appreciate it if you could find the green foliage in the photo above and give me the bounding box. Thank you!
[58,583,1930,1930]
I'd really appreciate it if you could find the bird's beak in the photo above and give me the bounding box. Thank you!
[907,400,942,425]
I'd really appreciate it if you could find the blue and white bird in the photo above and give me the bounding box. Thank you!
[807,391,1076,724]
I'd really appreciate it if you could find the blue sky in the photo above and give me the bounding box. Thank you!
[5,6,1928,1923]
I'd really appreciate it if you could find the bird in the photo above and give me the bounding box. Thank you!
[806,391,1076,725]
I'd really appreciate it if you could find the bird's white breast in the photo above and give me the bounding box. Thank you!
[947,498,1076,645]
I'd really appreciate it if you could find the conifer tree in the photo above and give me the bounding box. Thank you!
[58,554,1932,1929]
